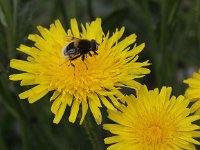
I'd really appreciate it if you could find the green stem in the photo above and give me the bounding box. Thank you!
[87,0,94,20]
[143,0,157,53]
[20,119,30,150]
[58,0,68,22]
[0,134,8,150]
[142,0,160,87]
[0,0,16,58]
[0,76,21,119]
[195,0,200,47]
[83,113,101,150]
[159,0,168,87]
[72,0,79,18]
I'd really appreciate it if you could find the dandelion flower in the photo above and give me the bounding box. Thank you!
[104,85,200,149]
[184,69,200,114]
[9,18,150,124]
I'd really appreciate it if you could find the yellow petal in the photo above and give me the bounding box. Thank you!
[70,18,80,38]
[9,73,35,81]
[53,102,67,124]
[50,91,60,101]
[51,95,62,114]
[17,44,39,57]
[28,89,49,103]
[99,95,115,110]
[19,85,47,100]
[89,99,102,124]
[69,99,81,123]
[80,101,88,125]
[62,94,73,106]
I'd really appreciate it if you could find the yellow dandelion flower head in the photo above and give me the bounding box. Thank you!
[9,18,150,124]
[184,69,200,114]
[104,85,200,150]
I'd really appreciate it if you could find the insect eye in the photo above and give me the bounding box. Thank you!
[90,40,97,50]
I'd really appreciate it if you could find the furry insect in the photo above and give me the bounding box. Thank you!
[62,37,99,61]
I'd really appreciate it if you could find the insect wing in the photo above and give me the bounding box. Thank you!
[64,48,82,60]
[67,48,80,55]
[64,36,81,42]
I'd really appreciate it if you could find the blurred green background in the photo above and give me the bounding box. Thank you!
[0,0,200,149]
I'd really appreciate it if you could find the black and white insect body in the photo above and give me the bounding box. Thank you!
[62,37,99,61]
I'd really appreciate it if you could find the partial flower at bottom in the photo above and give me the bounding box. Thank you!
[184,69,200,114]
[104,85,200,150]
[9,18,150,124]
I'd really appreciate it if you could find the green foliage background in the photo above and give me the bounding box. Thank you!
[0,0,200,149]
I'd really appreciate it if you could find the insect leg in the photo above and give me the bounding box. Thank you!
[68,61,75,67]
[94,51,98,55]
[70,54,82,61]
[68,54,82,76]
[81,54,88,70]
[88,52,92,56]
[81,54,85,61]
[66,60,75,76]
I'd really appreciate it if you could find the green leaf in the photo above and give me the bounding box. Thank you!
[0,6,7,26]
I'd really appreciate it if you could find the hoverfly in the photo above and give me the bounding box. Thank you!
[62,37,99,61]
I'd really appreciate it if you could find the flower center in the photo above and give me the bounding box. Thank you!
[144,125,163,146]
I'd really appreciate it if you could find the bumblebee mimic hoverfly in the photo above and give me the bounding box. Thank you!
[62,37,99,61]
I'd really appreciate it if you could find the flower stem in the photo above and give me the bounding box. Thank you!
[83,113,102,150]
[0,133,8,150]
[20,119,31,150]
